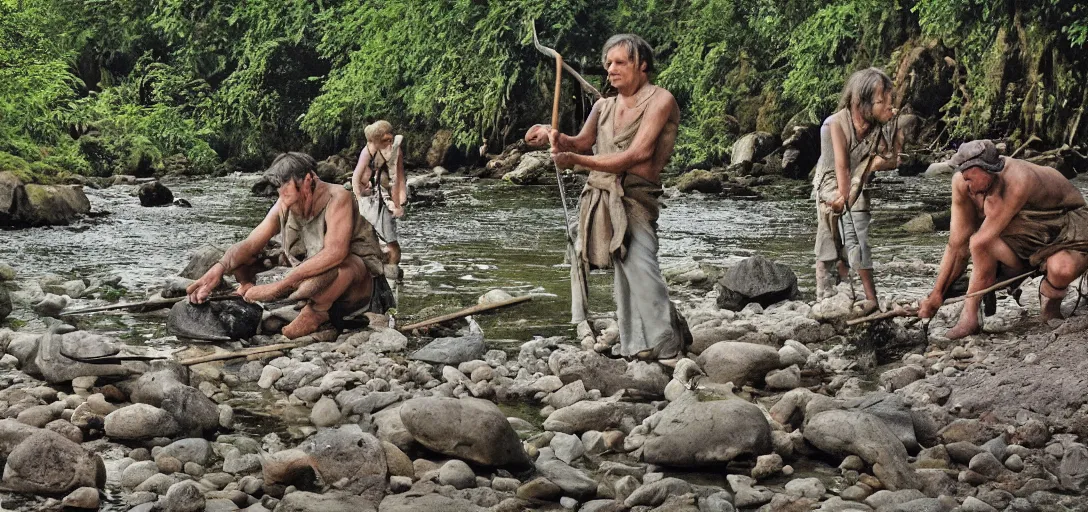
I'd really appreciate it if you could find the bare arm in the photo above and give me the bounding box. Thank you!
[561,95,671,175]
[186,202,282,302]
[826,121,851,212]
[920,175,979,316]
[351,147,372,199]
[280,189,355,287]
[872,123,905,172]
[527,99,603,153]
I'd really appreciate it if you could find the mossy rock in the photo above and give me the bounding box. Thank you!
[0,152,34,184]
[672,169,723,194]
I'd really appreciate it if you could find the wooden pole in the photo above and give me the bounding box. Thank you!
[179,341,304,366]
[846,270,1039,326]
[552,53,562,130]
[399,295,532,332]
[61,294,239,316]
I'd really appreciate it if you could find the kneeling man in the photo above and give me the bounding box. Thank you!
[187,152,387,338]
[919,140,1088,338]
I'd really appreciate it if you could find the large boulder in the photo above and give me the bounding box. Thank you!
[780,124,820,180]
[398,397,530,468]
[640,391,772,466]
[0,172,90,227]
[21,184,91,226]
[138,181,174,207]
[803,409,920,491]
[548,350,670,400]
[716,254,799,310]
[167,298,262,341]
[731,132,780,165]
[502,150,551,185]
[1,430,105,493]
[696,342,782,387]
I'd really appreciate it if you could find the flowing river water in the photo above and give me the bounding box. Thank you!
[0,171,973,342]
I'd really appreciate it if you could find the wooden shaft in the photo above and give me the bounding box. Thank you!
[552,54,563,131]
[399,295,532,332]
[180,341,304,366]
[846,270,1039,326]
[61,294,238,315]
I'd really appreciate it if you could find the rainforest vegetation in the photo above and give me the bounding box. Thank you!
[2,0,1086,182]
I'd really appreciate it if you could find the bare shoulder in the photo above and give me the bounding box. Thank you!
[325,183,354,208]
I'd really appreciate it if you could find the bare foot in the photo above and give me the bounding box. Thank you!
[944,319,980,340]
[282,306,329,339]
[1041,296,1064,322]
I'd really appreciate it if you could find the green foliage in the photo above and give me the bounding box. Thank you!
[1,0,1086,177]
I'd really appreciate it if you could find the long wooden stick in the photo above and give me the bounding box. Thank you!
[179,341,304,366]
[61,294,238,315]
[399,295,532,332]
[846,270,1039,326]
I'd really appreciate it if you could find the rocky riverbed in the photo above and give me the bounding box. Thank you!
[1,169,1088,511]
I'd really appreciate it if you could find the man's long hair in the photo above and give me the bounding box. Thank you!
[838,67,893,122]
[601,34,654,74]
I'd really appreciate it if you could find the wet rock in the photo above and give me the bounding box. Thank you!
[549,350,670,399]
[716,254,798,311]
[544,380,588,409]
[276,490,380,512]
[408,319,485,365]
[310,396,341,427]
[158,438,212,466]
[1,430,105,493]
[16,183,91,226]
[0,262,14,281]
[104,404,179,439]
[535,452,597,499]
[850,392,920,452]
[550,432,585,464]
[880,365,926,392]
[639,391,771,466]
[803,409,919,491]
[752,453,784,479]
[297,425,387,492]
[731,132,779,165]
[502,150,552,185]
[1060,442,1088,491]
[33,294,67,317]
[624,477,692,507]
[138,181,174,207]
[674,170,723,194]
[924,161,954,176]
[163,480,205,512]
[960,496,999,512]
[439,460,476,489]
[765,365,801,390]
[167,297,262,341]
[697,342,782,387]
[517,477,562,501]
[121,460,159,490]
[399,397,530,468]
[543,400,656,434]
[61,486,100,509]
[785,477,825,499]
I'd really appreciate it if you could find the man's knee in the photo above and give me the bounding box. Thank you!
[1046,252,1087,286]
[968,234,995,256]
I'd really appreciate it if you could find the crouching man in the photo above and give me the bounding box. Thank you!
[187,152,389,338]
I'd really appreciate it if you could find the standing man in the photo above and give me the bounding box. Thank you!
[919,140,1088,338]
[525,34,687,360]
[187,152,389,338]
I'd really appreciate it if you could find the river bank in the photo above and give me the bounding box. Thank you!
[0,169,1087,511]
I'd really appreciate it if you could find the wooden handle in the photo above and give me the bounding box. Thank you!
[552,54,562,132]
[399,295,532,332]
